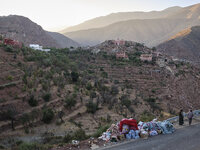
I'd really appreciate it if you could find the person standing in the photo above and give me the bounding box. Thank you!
[179,109,184,125]
[187,109,194,125]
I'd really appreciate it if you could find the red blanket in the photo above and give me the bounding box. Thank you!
[119,119,138,131]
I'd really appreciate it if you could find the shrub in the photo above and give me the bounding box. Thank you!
[92,125,110,138]
[64,97,76,109]
[63,134,72,143]
[42,108,54,124]
[86,101,98,114]
[63,129,87,143]
[140,111,155,122]
[73,129,87,140]
[114,80,119,84]
[4,45,14,52]
[100,67,104,71]
[21,113,30,128]
[111,86,119,95]
[151,89,156,93]
[121,99,131,108]
[6,75,13,81]
[86,82,93,90]
[101,71,108,78]
[145,97,154,101]
[18,142,51,150]
[71,71,79,82]
[58,111,64,122]
[22,74,28,84]
[18,142,36,150]
[28,95,38,107]
[43,93,51,102]
[90,91,96,98]
[0,145,5,149]
[144,97,162,112]
[120,95,131,108]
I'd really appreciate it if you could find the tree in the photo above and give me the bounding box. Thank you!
[21,113,30,128]
[58,110,65,122]
[111,86,119,95]
[0,105,18,130]
[28,95,38,107]
[101,71,108,78]
[73,129,87,140]
[120,95,131,108]
[42,108,54,124]
[86,101,98,114]
[71,71,79,82]
[42,93,51,102]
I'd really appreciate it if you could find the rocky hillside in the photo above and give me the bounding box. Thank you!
[157,26,200,63]
[1,40,200,149]
[47,32,80,48]
[63,3,200,46]
[0,15,79,48]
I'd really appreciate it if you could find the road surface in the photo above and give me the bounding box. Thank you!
[100,123,200,150]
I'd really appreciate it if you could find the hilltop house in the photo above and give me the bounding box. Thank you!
[116,51,128,59]
[140,54,152,61]
[113,39,125,46]
[29,44,50,52]
[92,49,100,54]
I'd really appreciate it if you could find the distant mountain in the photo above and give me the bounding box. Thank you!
[65,18,200,47]
[47,32,80,48]
[63,3,200,47]
[0,15,79,48]
[61,6,182,33]
[157,26,200,63]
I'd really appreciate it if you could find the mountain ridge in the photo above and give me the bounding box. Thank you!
[63,3,200,47]
[60,6,182,33]
[0,15,79,48]
[157,26,200,63]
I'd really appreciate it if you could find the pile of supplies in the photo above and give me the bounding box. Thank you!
[98,118,175,142]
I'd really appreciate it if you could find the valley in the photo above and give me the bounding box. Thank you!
[0,2,200,150]
[1,39,200,149]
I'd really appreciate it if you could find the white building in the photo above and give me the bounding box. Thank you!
[29,44,50,52]
[29,44,43,50]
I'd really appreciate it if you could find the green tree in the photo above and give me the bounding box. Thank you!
[42,93,51,102]
[58,110,65,122]
[86,101,98,114]
[0,105,18,130]
[120,95,131,108]
[28,95,38,107]
[111,86,119,95]
[21,113,30,128]
[71,71,79,82]
[42,108,54,124]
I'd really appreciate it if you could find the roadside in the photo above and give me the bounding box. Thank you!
[49,113,200,150]
[98,121,200,150]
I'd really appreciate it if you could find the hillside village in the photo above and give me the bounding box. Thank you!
[1,34,200,149]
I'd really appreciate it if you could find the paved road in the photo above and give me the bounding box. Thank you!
[100,123,200,150]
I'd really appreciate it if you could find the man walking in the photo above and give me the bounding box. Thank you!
[187,109,194,125]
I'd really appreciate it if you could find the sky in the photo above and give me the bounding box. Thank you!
[1,0,200,31]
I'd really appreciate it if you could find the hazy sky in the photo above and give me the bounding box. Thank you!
[1,0,200,31]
